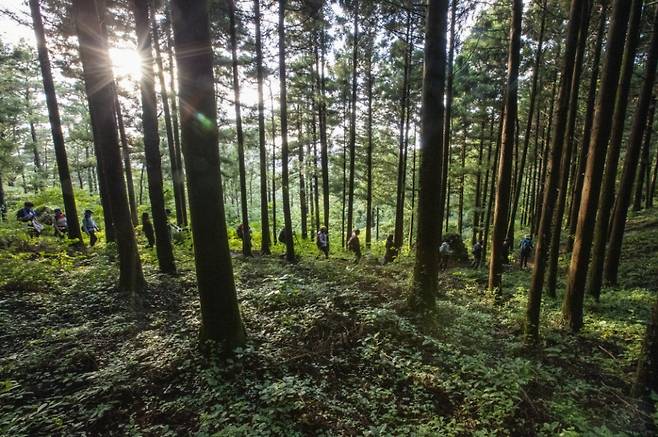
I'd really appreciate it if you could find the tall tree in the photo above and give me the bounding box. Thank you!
[605,6,658,285]
[227,0,252,257]
[545,0,593,297]
[587,0,643,300]
[29,0,82,243]
[254,0,270,255]
[524,0,584,340]
[567,2,608,251]
[488,0,521,292]
[170,0,245,349]
[438,0,457,245]
[393,8,412,249]
[365,28,375,248]
[74,0,145,294]
[411,0,449,309]
[133,0,176,274]
[149,3,186,228]
[563,0,632,332]
[633,99,655,211]
[279,0,295,262]
[345,0,359,244]
[114,96,138,226]
[507,0,546,246]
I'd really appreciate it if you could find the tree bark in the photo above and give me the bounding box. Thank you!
[254,0,270,255]
[546,0,592,298]
[411,0,448,310]
[165,6,187,227]
[74,0,144,294]
[227,0,252,256]
[278,0,295,262]
[394,9,412,249]
[633,99,655,211]
[524,0,584,341]
[567,3,607,252]
[30,0,82,242]
[346,0,359,244]
[439,0,457,245]
[133,0,176,274]
[149,3,186,228]
[506,0,546,245]
[269,85,278,245]
[170,0,245,349]
[297,107,308,240]
[564,0,632,333]
[114,95,138,227]
[587,0,643,300]
[365,36,374,249]
[488,0,521,292]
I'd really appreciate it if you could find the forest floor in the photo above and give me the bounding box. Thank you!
[1,211,657,435]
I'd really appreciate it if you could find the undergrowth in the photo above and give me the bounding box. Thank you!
[0,210,656,435]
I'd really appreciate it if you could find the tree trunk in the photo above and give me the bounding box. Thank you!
[270,85,278,245]
[408,129,417,247]
[567,3,607,252]
[587,0,643,300]
[297,107,308,240]
[473,116,485,245]
[165,6,187,227]
[411,0,448,310]
[133,0,176,274]
[346,0,359,244]
[479,112,495,242]
[649,129,658,206]
[150,3,186,228]
[506,0,546,244]
[564,0,633,333]
[74,0,144,294]
[227,0,252,257]
[524,0,585,341]
[29,0,82,242]
[458,139,465,236]
[439,0,457,245]
[254,0,270,255]
[546,0,593,298]
[170,0,245,349]
[278,0,295,262]
[114,95,138,227]
[483,106,504,256]
[488,0,521,292]
[394,9,412,249]
[633,100,655,211]
[365,40,374,248]
[316,30,330,243]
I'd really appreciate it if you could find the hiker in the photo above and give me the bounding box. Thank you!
[472,240,483,269]
[439,240,451,270]
[81,209,99,247]
[519,235,533,269]
[316,226,329,258]
[16,201,43,237]
[141,212,155,248]
[53,208,68,238]
[347,229,362,264]
[384,234,398,264]
[236,223,251,241]
[502,238,511,265]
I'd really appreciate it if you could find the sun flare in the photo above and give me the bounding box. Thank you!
[109,47,142,81]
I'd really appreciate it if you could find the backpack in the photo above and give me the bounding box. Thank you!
[347,236,357,251]
[473,243,482,256]
[278,229,286,244]
[439,243,450,255]
[236,225,243,239]
[521,239,532,253]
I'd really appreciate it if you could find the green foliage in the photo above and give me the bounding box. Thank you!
[1,210,656,434]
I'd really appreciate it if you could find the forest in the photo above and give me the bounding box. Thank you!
[0,0,657,434]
